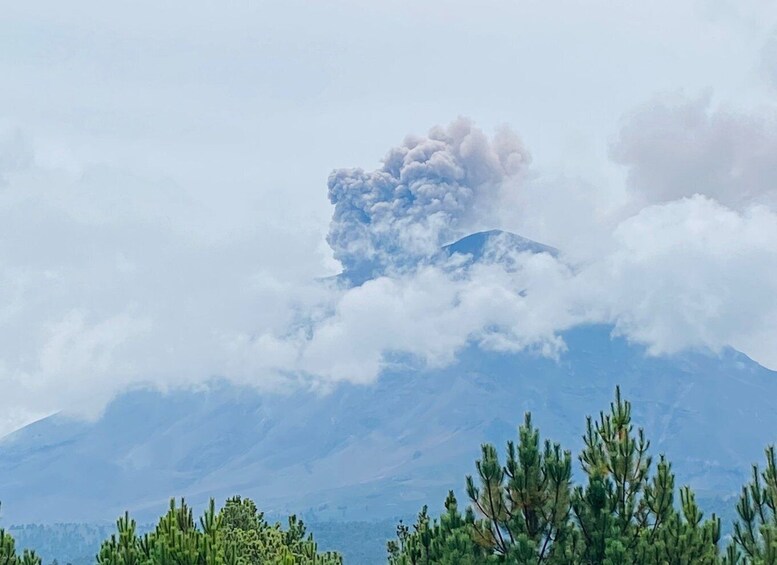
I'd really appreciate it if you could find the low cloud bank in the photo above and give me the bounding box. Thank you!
[1,101,777,434]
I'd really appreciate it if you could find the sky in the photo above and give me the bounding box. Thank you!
[1,0,777,435]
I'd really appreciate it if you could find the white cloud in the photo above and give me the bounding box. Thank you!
[293,253,575,384]
[0,129,332,432]
[582,196,777,364]
[269,195,777,388]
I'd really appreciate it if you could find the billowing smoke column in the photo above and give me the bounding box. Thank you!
[326,118,530,281]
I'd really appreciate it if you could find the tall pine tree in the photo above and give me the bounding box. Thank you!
[388,387,723,564]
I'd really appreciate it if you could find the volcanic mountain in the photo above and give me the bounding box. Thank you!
[0,231,774,525]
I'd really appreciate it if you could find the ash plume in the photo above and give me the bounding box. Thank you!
[326,118,530,280]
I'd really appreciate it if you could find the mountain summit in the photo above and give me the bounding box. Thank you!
[442,230,558,260]
[339,229,556,285]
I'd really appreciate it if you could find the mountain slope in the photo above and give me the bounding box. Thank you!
[0,232,775,525]
[1,327,774,525]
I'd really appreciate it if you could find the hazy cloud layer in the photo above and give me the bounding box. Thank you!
[0,128,332,430]
[3,101,777,437]
[2,1,777,436]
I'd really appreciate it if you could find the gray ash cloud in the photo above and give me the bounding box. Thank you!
[326,118,530,279]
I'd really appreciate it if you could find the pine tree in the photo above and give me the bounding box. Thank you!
[571,386,720,564]
[387,387,723,564]
[387,494,488,564]
[727,445,777,564]
[97,497,341,564]
[464,412,574,563]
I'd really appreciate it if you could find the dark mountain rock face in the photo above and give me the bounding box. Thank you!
[442,230,558,260]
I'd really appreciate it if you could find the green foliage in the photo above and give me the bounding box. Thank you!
[96,498,341,565]
[0,504,42,565]
[570,387,721,564]
[727,446,777,565]
[388,387,725,564]
[4,520,392,565]
[387,493,488,564]
[0,528,41,565]
[218,496,341,565]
